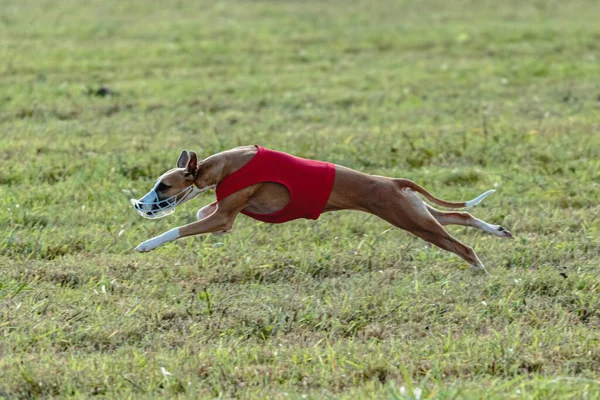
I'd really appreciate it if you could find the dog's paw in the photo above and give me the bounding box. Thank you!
[136,239,159,253]
[469,262,490,275]
[496,226,513,239]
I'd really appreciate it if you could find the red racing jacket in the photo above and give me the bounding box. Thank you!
[215,146,336,223]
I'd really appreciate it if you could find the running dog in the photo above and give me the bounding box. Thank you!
[131,145,512,272]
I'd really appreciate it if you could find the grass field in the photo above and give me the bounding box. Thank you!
[1,0,600,398]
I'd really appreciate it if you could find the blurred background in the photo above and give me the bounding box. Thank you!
[1,0,599,397]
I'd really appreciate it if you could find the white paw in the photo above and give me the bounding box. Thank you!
[492,225,513,239]
[470,262,490,275]
[136,239,160,253]
[135,229,180,253]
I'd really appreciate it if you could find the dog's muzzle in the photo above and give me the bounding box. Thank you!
[130,185,196,219]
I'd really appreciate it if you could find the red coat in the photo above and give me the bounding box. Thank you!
[216,146,336,223]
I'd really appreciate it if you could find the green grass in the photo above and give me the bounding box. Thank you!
[1,0,600,398]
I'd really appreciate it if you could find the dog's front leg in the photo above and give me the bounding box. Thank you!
[136,227,183,253]
[136,212,232,252]
[136,189,252,253]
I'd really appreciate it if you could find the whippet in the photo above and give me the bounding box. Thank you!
[131,145,512,272]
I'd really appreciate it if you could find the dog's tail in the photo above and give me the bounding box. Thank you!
[394,179,495,209]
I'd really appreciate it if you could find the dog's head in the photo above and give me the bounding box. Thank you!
[131,150,210,219]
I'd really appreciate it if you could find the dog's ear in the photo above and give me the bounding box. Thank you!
[184,151,198,179]
[177,150,190,168]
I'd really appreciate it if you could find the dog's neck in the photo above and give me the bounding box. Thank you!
[192,146,256,190]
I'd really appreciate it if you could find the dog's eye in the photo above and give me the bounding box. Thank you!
[157,182,170,191]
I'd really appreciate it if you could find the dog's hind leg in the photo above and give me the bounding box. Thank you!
[410,227,487,273]
[372,188,488,272]
[426,205,512,239]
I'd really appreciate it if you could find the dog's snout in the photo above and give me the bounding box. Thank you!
[140,191,158,203]
[131,197,153,213]
[132,190,159,212]
[131,185,193,220]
